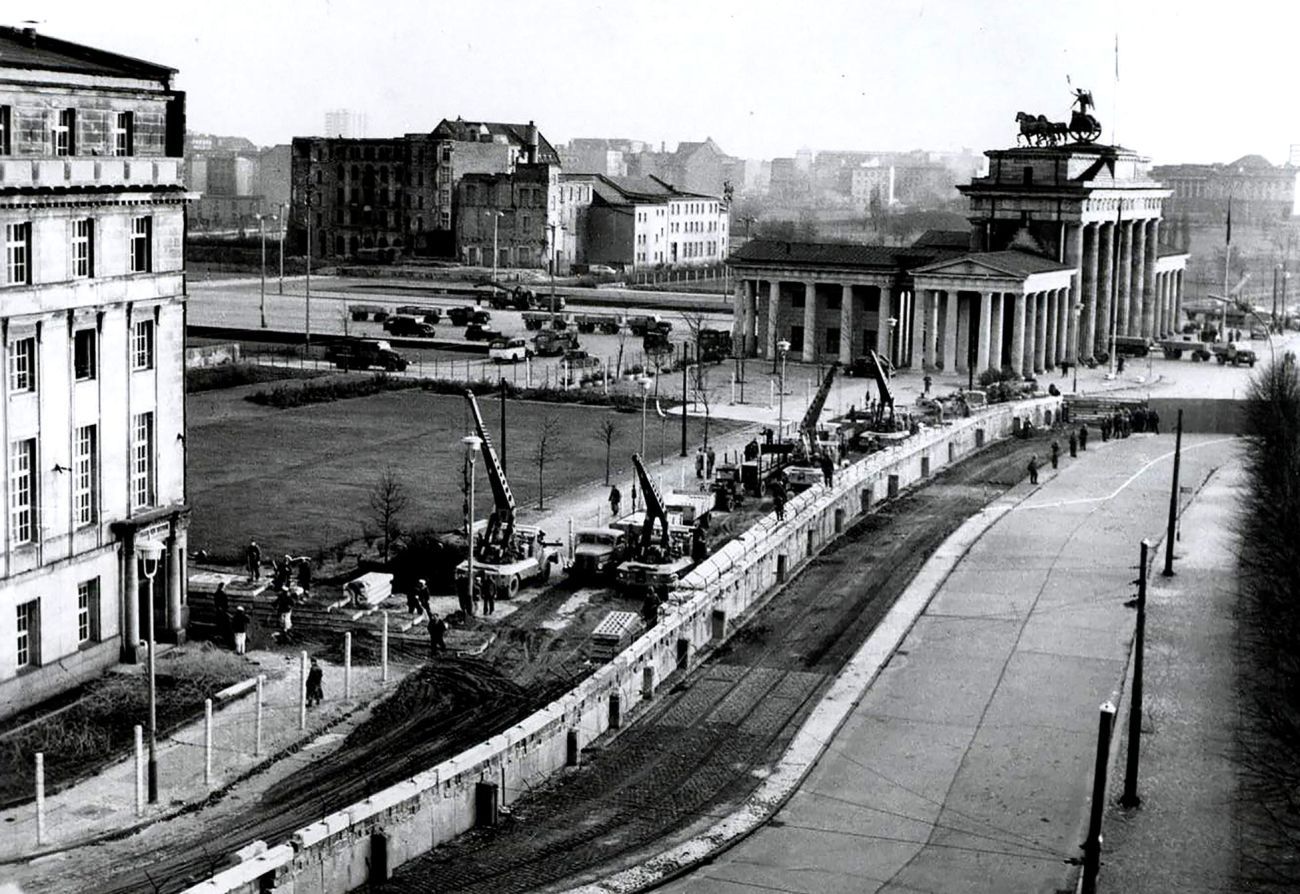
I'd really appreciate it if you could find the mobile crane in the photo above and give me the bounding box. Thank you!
[615,454,701,597]
[785,361,842,491]
[455,390,562,598]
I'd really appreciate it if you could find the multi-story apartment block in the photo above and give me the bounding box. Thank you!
[0,27,189,718]
[289,119,558,261]
[585,176,728,270]
[455,162,560,268]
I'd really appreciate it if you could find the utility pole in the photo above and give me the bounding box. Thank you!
[499,378,507,477]
[305,153,312,351]
[1121,540,1150,808]
[1163,409,1183,576]
[680,342,689,457]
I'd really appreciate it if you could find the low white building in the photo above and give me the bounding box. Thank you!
[0,26,190,718]
[585,175,727,271]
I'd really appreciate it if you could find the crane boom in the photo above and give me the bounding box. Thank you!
[465,389,516,548]
[632,453,670,549]
[798,361,840,452]
[868,350,894,417]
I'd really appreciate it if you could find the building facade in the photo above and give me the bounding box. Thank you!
[455,162,559,268]
[584,176,728,270]
[731,142,1189,376]
[0,27,190,718]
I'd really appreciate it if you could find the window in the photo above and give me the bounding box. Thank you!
[72,219,94,278]
[0,105,10,155]
[74,424,97,525]
[113,111,134,156]
[129,216,152,273]
[6,222,30,285]
[8,337,35,392]
[826,327,841,354]
[53,108,76,156]
[131,412,155,510]
[10,438,36,543]
[16,600,38,668]
[131,319,154,370]
[78,579,100,643]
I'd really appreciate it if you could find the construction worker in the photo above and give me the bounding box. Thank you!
[1050,440,1060,469]
[1028,455,1040,485]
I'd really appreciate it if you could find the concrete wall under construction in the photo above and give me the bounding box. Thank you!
[179,394,1062,894]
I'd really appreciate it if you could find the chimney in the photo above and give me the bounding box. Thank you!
[525,120,539,165]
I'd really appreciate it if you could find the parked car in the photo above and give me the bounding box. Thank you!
[588,264,618,275]
[383,315,437,337]
[532,330,580,356]
[447,306,476,326]
[1112,335,1154,358]
[324,338,408,372]
[1249,327,1268,340]
[465,323,504,341]
[489,338,533,363]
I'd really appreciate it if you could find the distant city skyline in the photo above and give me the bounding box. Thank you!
[24,0,1300,166]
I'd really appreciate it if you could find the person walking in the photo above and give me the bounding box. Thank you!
[231,606,249,655]
[414,579,433,620]
[246,540,262,581]
[1027,455,1040,485]
[695,447,705,479]
[275,588,294,643]
[1049,440,1060,469]
[1068,431,1078,458]
[1079,423,1088,451]
[1148,408,1161,434]
[429,612,448,658]
[772,479,787,521]
[457,573,473,618]
[482,574,497,616]
[706,446,716,478]
[306,658,324,707]
[609,485,622,519]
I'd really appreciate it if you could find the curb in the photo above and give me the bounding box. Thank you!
[563,478,1037,894]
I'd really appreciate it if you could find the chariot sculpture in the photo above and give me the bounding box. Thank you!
[1016,89,1102,147]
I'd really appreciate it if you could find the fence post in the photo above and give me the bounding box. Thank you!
[35,752,45,847]
[344,632,352,699]
[134,725,145,816]
[1121,541,1150,808]
[299,651,308,731]
[255,674,264,756]
[1080,701,1117,894]
[204,698,213,786]
[382,611,390,683]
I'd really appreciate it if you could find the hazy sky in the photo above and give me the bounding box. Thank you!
[26,0,1300,165]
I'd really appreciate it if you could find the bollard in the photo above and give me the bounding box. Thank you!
[566,728,581,767]
[1080,701,1117,894]
[204,698,213,786]
[887,474,900,499]
[381,611,390,683]
[1121,541,1150,808]
[609,692,622,729]
[860,486,873,513]
[676,637,690,669]
[568,517,575,562]
[135,725,145,817]
[776,553,788,583]
[35,752,45,847]
[711,609,727,641]
[975,427,986,448]
[255,675,264,757]
[642,666,655,700]
[948,442,956,463]
[299,651,308,731]
[344,632,352,699]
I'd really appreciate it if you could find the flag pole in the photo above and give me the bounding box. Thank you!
[1222,195,1233,341]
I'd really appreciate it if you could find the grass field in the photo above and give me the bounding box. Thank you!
[188,389,740,562]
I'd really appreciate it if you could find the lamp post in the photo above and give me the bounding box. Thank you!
[887,317,898,368]
[640,376,651,459]
[777,339,791,440]
[138,539,165,804]
[491,210,504,291]
[278,202,287,294]
[1071,303,1082,393]
[547,221,566,318]
[255,213,275,329]
[462,435,482,613]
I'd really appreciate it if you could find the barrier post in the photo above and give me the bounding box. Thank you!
[204,698,213,786]
[1121,541,1150,808]
[382,611,390,683]
[1080,701,1116,894]
[255,674,264,756]
[135,725,145,816]
[35,752,45,846]
[344,632,353,699]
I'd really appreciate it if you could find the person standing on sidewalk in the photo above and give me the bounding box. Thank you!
[306,659,324,707]
[706,446,716,478]
[609,485,622,519]
[482,574,497,616]
[1079,423,1089,451]
[695,447,706,479]
[1028,455,1040,485]
[232,607,249,655]
[1050,439,1060,469]
[1068,431,1078,458]
[246,540,262,581]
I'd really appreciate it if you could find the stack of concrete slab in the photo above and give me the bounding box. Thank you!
[345,572,392,608]
[590,611,644,662]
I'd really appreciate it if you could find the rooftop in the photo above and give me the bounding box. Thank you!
[0,25,175,82]
[431,119,560,164]
[729,239,961,270]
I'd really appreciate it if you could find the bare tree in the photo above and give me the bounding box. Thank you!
[679,311,721,447]
[598,419,617,484]
[533,414,562,509]
[615,325,628,378]
[367,466,409,562]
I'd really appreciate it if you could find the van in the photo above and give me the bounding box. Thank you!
[1112,335,1154,358]
[324,338,408,372]
[489,338,532,363]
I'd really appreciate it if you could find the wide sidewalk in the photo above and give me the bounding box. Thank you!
[662,432,1239,894]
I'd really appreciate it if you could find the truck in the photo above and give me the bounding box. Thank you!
[783,362,841,492]
[532,330,580,356]
[323,338,408,372]
[615,454,703,598]
[574,313,623,335]
[1213,341,1257,367]
[626,314,672,337]
[455,390,563,598]
[1158,338,1213,362]
[696,328,733,362]
[568,527,630,579]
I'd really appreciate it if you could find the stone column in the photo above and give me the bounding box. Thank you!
[1063,223,1083,363]
[166,517,187,641]
[766,280,780,359]
[122,539,139,664]
[1044,289,1058,371]
[943,290,959,372]
[1096,222,1114,359]
[976,291,993,373]
[1154,272,1166,337]
[1011,292,1027,377]
[733,279,748,351]
[1057,288,1070,364]
[913,288,930,369]
[802,281,818,362]
[839,283,854,363]
[1081,222,1099,358]
[1129,217,1147,336]
[876,287,893,359]
[1117,220,1133,337]
[1023,291,1037,373]
[990,292,1005,371]
[1033,292,1048,373]
[1175,270,1184,332]
[1143,219,1160,337]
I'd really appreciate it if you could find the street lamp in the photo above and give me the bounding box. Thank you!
[548,222,567,318]
[639,376,651,459]
[138,539,165,804]
[278,202,287,294]
[462,435,482,614]
[777,339,791,441]
[887,317,898,367]
[255,212,276,329]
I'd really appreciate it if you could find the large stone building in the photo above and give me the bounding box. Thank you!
[1153,154,1299,235]
[580,175,729,271]
[454,162,560,268]
[0,27,190,717]
[184,136,291,235]
[731,141,1189,376]
[289,119,558,261]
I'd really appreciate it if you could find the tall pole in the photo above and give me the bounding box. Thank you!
[278,203,286,294]
[258,215,267,329]
[492,212,500,290]
[305,156,312,351]
[680,343,689,457]
[1121,540,1149,807]
[143,562,158,804]
[778,349,787,440]
[640,387,647,459]
[1163,409,1183,576]
[1081,701,1116,894]
[499,378,507,477]
[465,447,477,612]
